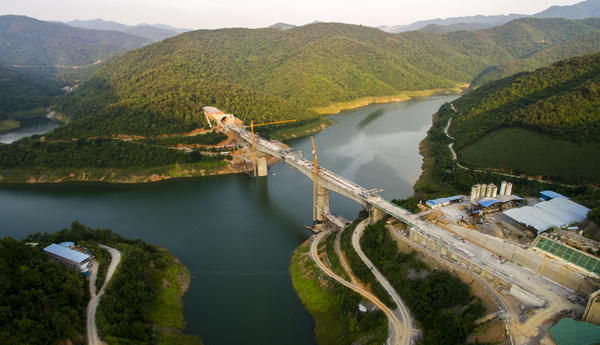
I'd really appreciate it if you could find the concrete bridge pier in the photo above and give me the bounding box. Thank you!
[257,151,268,177]
[368,205,386,224]
[316,186,330,222]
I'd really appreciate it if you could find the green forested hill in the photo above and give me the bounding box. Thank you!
[416,52,600,195]
[51,18,600,139]
[473,18,600,86]
[0,67,62,120]
[0,15,151,69]
[451,52,600,149]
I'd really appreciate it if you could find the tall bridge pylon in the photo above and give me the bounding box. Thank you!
[204,107,417,227]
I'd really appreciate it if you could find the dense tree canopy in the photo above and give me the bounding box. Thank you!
[0,237,88,344]
[451,52,600,148]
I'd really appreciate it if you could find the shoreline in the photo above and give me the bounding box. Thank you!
[313,87,463,115]
[1,91,462,184]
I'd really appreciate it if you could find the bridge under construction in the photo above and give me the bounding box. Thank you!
[206,106,415,227]
[205,106,593,345]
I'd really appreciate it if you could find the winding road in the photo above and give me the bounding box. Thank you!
[310,226,411,345]
[351,221,416,345]
[87,244,121,345]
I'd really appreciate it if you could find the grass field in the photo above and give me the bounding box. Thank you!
[458,128,600,184]
[0,119,19,133]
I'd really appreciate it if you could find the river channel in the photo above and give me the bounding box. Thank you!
[0,95,458,344]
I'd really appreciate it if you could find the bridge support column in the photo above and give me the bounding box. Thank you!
[257,151,268,177]
[316,186,330,222]
[369,205,386,224]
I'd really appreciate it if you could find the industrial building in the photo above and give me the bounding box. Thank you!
[43,243,92,275]
[469,181,522,215]
[540,190,569,201]
[503,196,590,234]
[426,195,463,209]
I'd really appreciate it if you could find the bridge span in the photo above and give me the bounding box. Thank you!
[208,107,416,226]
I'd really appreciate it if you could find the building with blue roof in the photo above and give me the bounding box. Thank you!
[43,243,92,271]
[426,195,463,209]
[540,190,569,201]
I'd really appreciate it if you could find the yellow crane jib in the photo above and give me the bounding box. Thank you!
[247,119,297,177]
[242,119,297,129]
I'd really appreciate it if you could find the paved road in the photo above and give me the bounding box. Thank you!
[87,245,121,345]
[310,230,404,345]
[352,220,416,345]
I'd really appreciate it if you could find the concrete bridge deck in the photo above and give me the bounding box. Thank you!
[225,122,417,225]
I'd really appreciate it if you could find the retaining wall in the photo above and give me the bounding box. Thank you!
[414,226,600,298]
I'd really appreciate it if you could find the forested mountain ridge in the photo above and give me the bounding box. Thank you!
[65,19,189,42]
[380,0,600,33]
[49,17,600,139]
[0,15,152,69]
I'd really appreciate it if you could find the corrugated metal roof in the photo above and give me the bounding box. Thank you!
[550,197,590,219]
[43,243,90,264]
[540,190,569,200]
[478,198,502,208]
[503,198,590,233]
[58,241,74,248]
[535,202,581,224]
[550,318,600,345]
[427,195,462,206]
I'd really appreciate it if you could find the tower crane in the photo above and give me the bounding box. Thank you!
[244,119,297,177]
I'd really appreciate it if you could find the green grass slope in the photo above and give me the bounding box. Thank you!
[460,128,600,183]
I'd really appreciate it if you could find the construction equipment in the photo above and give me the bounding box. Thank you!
[246,119,297,177]
[311,136,318,223]
[242,119,297,129]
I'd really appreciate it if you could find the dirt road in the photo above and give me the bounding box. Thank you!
[310,230,405,345]
[87,245,122,345]
[352,220,416,345]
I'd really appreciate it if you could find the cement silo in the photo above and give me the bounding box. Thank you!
[485,183,495,197]
[506,182,513,195]
[471,184,481,200]
[480,184,487,197]
[490,184,498,198]
[500,181,507,195]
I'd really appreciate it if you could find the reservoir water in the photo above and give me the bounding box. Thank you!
[0,95,458,344]
[0,116,61,144]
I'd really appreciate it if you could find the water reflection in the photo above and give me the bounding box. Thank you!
[0,117,61,144]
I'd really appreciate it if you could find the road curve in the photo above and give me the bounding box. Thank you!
[310,230,404,345]
[352,220,416,345]
[87,245,122,345]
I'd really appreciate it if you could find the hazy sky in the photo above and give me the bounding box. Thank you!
[0,0,584,30]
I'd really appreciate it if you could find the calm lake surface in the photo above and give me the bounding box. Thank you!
[0,116,61,144]
[0,95,458,344]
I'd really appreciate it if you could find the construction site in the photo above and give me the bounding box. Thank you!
[397,183,600,344]
[202,106,600,344]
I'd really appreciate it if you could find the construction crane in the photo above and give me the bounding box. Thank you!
[311,136,318,223]
[242,119,297,129]
[246,119,297,177]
